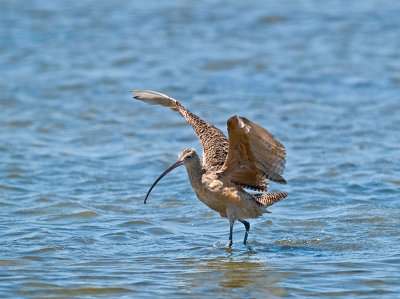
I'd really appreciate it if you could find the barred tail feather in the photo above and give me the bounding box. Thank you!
[253,192,288,207]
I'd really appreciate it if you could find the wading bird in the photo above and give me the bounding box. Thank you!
[132,90,287,246]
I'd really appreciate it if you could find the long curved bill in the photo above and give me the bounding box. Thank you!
[144,160,184,204]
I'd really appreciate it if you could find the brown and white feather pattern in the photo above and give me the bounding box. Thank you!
[242,117,286,183]
[220,115,287,190]
[132,90,229,171]
[253,192,288,207]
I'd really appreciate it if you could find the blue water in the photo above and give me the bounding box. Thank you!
[1,0,400,297]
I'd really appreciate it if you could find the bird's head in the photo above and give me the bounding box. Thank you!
[177,147,199,166]
[143,148,199,204]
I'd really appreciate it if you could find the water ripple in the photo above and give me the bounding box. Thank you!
[1,0,400,297]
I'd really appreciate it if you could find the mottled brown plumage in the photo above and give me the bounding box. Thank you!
[132,90,288,246]
[132,90,228,171]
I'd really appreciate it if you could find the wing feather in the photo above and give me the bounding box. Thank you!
[220,115,287,190]
[132,90,229,171]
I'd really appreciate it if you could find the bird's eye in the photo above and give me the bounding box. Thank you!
[187,155,192,158]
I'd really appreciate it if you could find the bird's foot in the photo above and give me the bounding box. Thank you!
[226,240,233,247]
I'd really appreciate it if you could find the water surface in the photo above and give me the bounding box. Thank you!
[1,0,400,297]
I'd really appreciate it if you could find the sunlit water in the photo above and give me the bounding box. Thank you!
[1,0,400,297]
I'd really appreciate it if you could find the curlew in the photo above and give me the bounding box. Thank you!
[132,90,288,247]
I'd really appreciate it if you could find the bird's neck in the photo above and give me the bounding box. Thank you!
[184,158,204,189]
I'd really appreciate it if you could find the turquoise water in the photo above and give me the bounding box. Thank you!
[1,0,400,297]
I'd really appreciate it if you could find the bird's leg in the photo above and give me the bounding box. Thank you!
[239,220,250,244]
[227,218,234,247]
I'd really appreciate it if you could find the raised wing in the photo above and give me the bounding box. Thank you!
[220,115,286,191]
[132,90,229,171]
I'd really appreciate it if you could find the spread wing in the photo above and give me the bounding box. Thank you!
[131,90,229,171]
[220,115,286,191]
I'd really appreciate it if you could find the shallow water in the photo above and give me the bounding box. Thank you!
[1,0,400,297]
